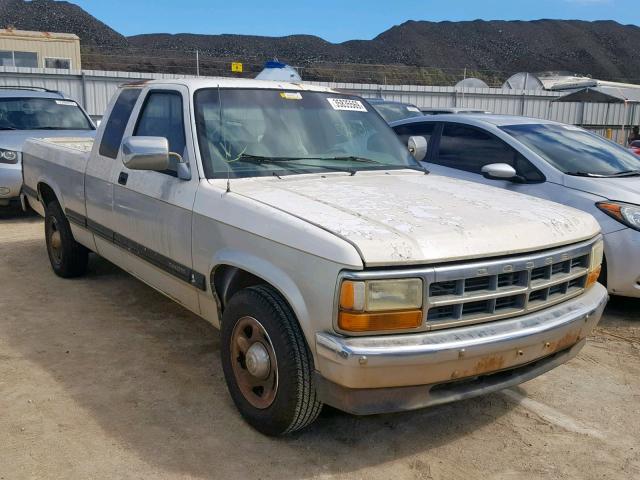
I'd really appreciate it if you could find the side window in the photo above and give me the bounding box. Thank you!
[99,88,142,159]
[134,91,186,175]
[393,123,436,148]
[435,124,543,182]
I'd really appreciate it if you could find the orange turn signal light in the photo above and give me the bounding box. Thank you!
[586,265,602,289]
[338,310,423,332]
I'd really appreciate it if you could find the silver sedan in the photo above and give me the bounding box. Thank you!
[392,114,640,298]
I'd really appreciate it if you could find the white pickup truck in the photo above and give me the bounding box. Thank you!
[22,78,608,436]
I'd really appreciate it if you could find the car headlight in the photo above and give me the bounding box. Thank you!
[338,278,423,332]
[0,148,20,164]
[597,201,640,231]
[586,239,604,290]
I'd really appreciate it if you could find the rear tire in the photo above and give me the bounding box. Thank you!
[220,285,322,436]
[44,200,88,278]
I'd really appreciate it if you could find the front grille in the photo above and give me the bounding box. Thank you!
[425,243,594,330]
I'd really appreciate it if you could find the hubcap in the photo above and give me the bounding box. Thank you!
[48,218,63,265]
[230,316,278,409]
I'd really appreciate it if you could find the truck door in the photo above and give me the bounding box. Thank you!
[85,87,142,253]
[110,86,202,314]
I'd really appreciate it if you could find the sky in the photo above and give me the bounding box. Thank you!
[73,0,639,43]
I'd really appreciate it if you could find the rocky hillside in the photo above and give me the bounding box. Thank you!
[0,0,127,46]
[2,0,640,83]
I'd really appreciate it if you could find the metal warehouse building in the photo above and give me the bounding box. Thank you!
[0,28,81,70]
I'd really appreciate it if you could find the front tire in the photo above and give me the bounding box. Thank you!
[44,200,88,278]
[220,285,322,436]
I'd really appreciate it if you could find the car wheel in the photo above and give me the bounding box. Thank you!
[44,200,88,278]
[221,285,322,435]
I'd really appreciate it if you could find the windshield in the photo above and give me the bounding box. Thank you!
[0,97,94,131]
[501,123,640,177]
[371,102,423,123]
[194,89,421,178]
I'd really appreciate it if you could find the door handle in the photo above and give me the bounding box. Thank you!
[118,171,128,185]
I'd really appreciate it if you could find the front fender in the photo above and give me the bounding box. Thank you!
[210,248,311,332]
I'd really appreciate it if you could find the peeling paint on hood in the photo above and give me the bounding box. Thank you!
[228,171,601,267]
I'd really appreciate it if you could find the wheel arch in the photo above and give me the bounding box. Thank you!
[209,250,311,334]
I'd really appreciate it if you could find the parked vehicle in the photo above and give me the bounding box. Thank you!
[23,79,607,435]
[629,140,640,156]
[365,98,423,123]
[392,114,640,298]
[421,107,490,115]
[0,86,95,208]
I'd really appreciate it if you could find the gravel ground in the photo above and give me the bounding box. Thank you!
[1,209,639,480]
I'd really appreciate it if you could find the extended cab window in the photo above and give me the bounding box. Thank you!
[134,91,186,175]
[435,124,544,182]
[99,88,141,159]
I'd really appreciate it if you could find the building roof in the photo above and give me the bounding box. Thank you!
[555,85,640,104]
[0,28,79,41]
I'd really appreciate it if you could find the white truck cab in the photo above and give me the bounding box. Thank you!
[22,79,607,435]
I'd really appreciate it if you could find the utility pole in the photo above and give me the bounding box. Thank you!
[196,49,200,77]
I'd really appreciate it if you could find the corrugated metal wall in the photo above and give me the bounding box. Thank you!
[1,66,638,143]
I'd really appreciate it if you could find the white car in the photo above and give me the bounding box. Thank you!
[392,114,640,298]
[0,86,95,208]
[22,79,606,435]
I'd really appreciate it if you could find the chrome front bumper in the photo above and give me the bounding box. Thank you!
[314,283,608,415]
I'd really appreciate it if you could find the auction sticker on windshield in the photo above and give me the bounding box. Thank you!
[280,92,302,100]
[55,100,77,106]
[327,98,368,112]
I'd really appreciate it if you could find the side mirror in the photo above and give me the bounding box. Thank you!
[122,136,170,171]
[481,163,518,181]
[408,136,428,162]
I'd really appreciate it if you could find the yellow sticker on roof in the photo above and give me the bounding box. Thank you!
[280,92,302,100]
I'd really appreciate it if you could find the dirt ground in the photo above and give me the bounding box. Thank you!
[1,208,639,480]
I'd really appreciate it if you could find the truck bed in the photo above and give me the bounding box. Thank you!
[22,137,95,217]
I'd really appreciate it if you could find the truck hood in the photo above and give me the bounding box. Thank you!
[229,171,601,267]
[563,174,640,205]
[0,130,95,153]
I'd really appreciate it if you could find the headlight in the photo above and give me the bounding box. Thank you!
[586,239,604,290]
[338,278,423,332]
[0,149,20,164]
[597,201,640,231]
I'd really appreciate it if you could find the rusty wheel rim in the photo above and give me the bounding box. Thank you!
[48,217,63,265]
[230,316,278,409]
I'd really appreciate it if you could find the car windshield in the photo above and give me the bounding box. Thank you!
[501,123,640,177]
[371,102,423,123]
[194,89,422,178]
[0,97,94,131]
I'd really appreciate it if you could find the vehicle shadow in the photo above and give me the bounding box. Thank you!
[2,237,519,479]
[0,204,40,222]
[600,295,639,325]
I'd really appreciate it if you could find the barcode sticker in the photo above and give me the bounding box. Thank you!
[327,98,368,112]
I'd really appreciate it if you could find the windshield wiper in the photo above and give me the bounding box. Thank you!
[0,126,18,130]
[608,170,640,177]
[566,171,605,178]
[236,153,357,176]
